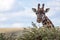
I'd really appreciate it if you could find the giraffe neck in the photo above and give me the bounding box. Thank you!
[42,15,54,28]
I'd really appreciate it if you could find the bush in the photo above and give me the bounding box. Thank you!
[18,27,60,40]
[0,33,5,40]
[18,22,60,40]
[0,22,60,40]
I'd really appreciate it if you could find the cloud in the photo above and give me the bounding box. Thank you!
[1,8,36,20]
[0,0,25,21]
[10,20,33,28]
[52,18,60,26]
[0,8,36,28]
[45,0,60,18]
[0,13,7,21]
[0,0,15,11]
[11,23,24,28]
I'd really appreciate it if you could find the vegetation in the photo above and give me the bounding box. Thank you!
[0,22,60,40]
[18,22,60,40]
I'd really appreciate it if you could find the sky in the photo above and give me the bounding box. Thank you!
[0,0,60,28]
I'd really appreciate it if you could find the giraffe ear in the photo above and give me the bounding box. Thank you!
[32,8,36,12]
[45,8,50,13]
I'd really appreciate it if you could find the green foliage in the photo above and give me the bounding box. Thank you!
[18,22,60,40]
[18,27,60,40]
[0,23,60,40]
[0,33,5,40]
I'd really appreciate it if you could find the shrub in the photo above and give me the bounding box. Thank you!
[0,33,5,40]
[0,22,60,40]
[18,22,60,40]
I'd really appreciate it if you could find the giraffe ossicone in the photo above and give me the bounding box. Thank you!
[32,3,54,28]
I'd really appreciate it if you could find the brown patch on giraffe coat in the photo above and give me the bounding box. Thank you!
[42,18,54,28]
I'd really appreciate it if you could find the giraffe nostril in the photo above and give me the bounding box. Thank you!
[36,13,38,14]
[37,18,42,23]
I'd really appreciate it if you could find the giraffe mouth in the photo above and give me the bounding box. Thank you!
[37,18,42,23]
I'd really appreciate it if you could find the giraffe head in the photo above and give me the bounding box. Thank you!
[32,3,50,23]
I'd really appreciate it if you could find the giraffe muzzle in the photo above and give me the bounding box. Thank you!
[37,18,42,23]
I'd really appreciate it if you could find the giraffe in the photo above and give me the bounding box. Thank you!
[32,3,54,28]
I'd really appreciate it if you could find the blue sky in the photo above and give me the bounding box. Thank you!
[0,0,60,28]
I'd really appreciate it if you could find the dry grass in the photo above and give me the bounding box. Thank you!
[0,28,24,33]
